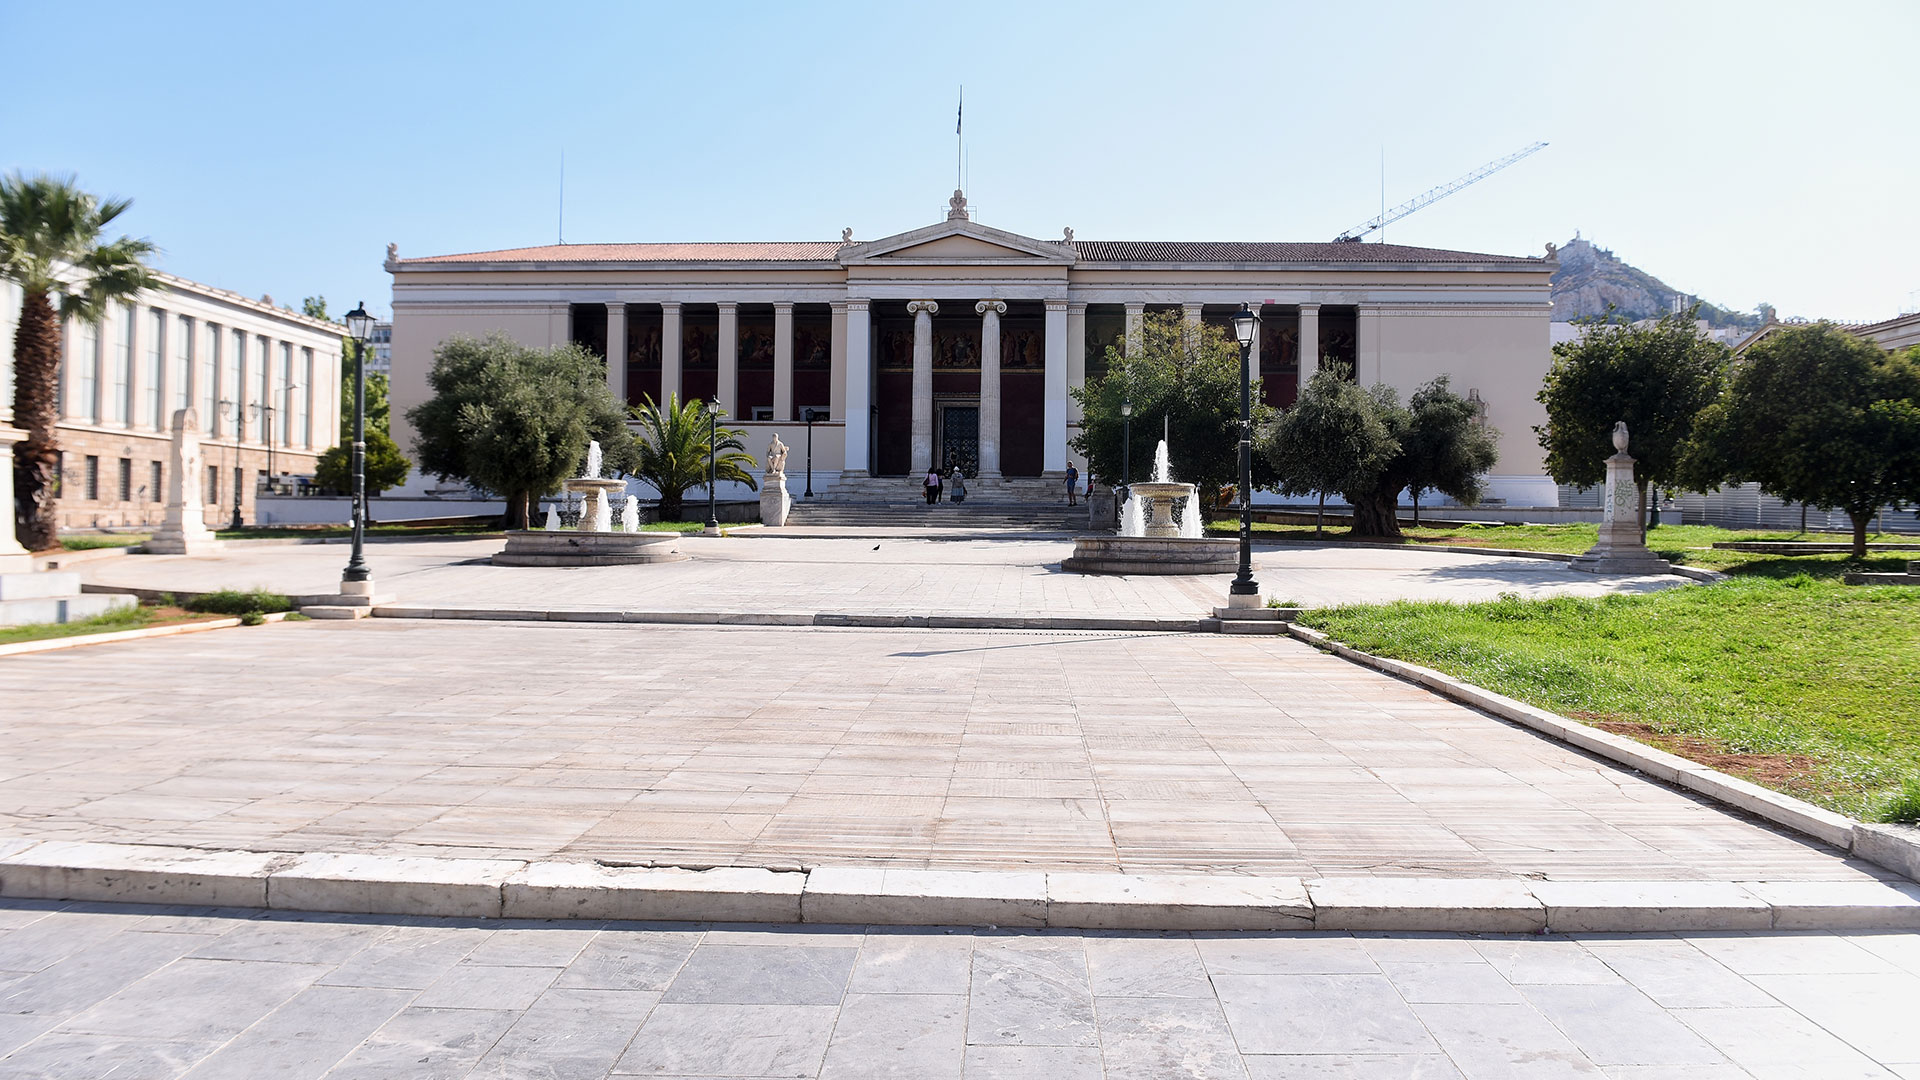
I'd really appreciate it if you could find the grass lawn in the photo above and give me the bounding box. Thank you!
[0,602,227,647]
[1297,554,1920,822]
[645,521,716,533]
[213,524,502,540]
[55,534,149,550]
[1208,519,1912,572]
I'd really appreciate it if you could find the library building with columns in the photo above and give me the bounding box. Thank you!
[387,190,1562,505]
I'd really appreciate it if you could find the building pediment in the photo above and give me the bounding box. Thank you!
[841,218,1075,267]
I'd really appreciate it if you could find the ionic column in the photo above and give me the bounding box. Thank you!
[605,302,628,405]
[1182,302,1204,326]
[1297,303,1320,391]
[907,300,938,474]
[715,302,738,417]
[773,302,794,421]
[828,301,848,423]
[1044,299,1069,474]
[1124,301,1145,356]
[124,303,145,431]
[975,299,1006,479]
[1065,301,1087,434]
[660,302,683,404]
[842,300,871,477]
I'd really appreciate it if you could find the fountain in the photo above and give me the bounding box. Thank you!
[493,441,690,566]
[1062,439,1238,575]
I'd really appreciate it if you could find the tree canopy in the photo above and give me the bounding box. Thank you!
[405,334,635,529]
[1070,310,1275,503]
[1682,324,1920,556]
[313,428,411,500]
[302,295,392,439]
[2,171,159,549]
[629,394,758,521]
[1535,309,1728,532]
[1262,369,1498,538]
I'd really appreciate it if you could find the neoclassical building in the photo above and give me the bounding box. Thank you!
[389,192,1560,503]
[1,273,344,530]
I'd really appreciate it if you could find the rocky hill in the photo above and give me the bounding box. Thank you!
[1550,236,1762,330]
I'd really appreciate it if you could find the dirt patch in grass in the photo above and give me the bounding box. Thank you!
[1579,713,1833,797]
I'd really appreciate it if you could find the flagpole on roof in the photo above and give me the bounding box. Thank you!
[956,87,963,192]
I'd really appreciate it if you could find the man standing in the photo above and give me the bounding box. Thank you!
[1065,463,1079,506]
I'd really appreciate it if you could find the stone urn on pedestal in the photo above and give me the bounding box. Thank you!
[1570,421,1674,575]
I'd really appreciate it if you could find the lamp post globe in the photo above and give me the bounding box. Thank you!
[704,400,722,533]
[1227,304,1260,602]
[342,301,374,584]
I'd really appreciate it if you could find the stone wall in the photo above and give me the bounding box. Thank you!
[50,424,320,531]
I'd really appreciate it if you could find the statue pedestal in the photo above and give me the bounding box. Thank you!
[0,423,32,573]
[1570,449,1673,575]
[146,409,224,556]
[760,473,791,527]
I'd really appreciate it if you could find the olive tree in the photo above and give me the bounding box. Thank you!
[406,334,635,529]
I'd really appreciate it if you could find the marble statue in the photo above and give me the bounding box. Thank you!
[1062,227,1074,242]
[1612,420,1630,454]
[841,227,853,243]
[1571,418,1672,576]
[147,408,223,555]
[765,433,789,477]
[386,242,398,263]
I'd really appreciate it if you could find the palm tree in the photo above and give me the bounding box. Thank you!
[630,393,758,521]
[2,173,159,550]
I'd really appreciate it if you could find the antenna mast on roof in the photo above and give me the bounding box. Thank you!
[1334,141,1548,243]
[557,150,566,245]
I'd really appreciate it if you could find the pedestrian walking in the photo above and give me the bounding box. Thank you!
[924,467,942,505]
[1065,464,1079,506]
[950,466,967,503]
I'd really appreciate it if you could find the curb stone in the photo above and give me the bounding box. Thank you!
[2,841,1917,932]
[0,615,264,658]
[370,606,1204,634]
[1281,622,1918,881]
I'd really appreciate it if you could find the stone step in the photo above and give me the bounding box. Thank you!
[1219,619,1286,635]
[0,571,84,601]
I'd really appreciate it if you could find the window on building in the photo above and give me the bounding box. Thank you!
[141,308,165,428]
[279,342,295,445]
[205,464,219,507]
[71,316,100,423]
[84,455,99,501]
[151,460,163,503]
[229,329,247,438]
[297,347,314,448]
[174,314,194,415]
[255,335,271,442]
[109,304,132,424]
[118,458,132,502]
[201,324,221,433]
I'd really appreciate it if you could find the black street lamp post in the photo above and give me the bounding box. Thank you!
[220,398,243,530]
[803,408,818,498]
[342,302,374,584]
[705,400,722,533]
[1228,305,1261,602]
[1118,399,1133,507]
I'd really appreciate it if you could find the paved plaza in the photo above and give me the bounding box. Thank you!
[1,900,1918,1079]
[77,535,1685,619]
[0,619,1885,883]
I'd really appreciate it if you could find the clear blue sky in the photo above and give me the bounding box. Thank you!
[4,0,1914,322]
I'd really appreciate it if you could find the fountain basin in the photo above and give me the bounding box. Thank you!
[493,530,689,567]
[1062,535,1238,575]
[1126,481,1199,539]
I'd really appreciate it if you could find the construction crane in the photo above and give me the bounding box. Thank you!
[1333,142,1548,243]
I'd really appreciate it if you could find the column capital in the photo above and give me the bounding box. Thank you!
[846,299,870,312]
[906,300,939,316]
[1067,301,1088,314]
[830,300,848,312]
[772,301,794,313]
[975,299,1007,317]
[1123,301,1145,314]
[1298,302,1322,312]
[605,301,627,313]
[660,301,682,313]
[1045,298,1069,313]
[716,301,737,314]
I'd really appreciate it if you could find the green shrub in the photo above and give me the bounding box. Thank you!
[239,611,266,626]
[185,589,294,615]
[1877,777,1920,825]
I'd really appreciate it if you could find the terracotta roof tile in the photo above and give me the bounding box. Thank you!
[399,239,1539,267]
[1071,241,1537,264]
[401,242,845,264]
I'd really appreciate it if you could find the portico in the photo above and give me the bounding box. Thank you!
[387,191,1563,505]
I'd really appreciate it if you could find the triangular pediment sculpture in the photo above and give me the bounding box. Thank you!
[841,218,1075,267]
